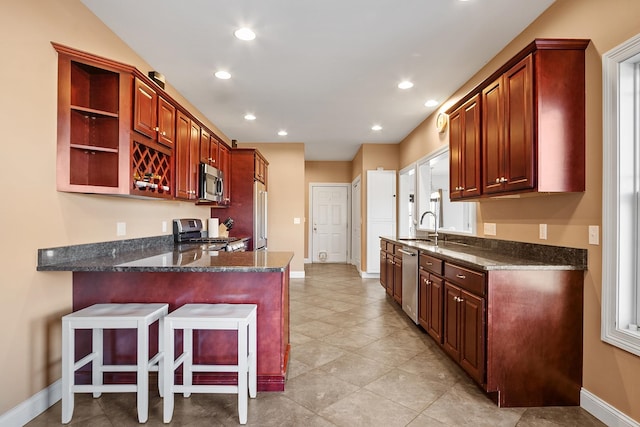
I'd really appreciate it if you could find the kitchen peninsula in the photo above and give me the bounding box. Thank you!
[37,236,293,391]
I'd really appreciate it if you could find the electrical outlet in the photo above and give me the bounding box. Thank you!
[539,224,547,240]
[483,223,496,236]
[116,222,126,236]
[588,225,599,245]
[162,221,168,233]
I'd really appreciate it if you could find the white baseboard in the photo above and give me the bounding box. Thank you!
[581,387,640,427]
[359,271,380,279]
[0,380,61,427]
[304,258,311,264]
[290,270,305,278]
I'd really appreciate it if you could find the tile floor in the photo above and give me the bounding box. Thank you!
[27,263,605,426]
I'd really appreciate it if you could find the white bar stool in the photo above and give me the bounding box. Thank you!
[61,303,168,424]
[163,303,257,425]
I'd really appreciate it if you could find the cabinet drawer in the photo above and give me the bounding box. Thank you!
[419,253,443,276]
[444,263,485,296]
[380,239,387,250]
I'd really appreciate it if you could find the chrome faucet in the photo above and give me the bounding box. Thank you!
[420,211,439,245]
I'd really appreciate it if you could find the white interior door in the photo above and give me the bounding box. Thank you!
[311,185,348,263]
[366,170,396,273]
[351,176,361,269]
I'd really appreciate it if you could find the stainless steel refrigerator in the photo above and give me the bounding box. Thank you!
[253,180,267,250]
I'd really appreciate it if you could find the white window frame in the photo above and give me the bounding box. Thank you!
[602,32,640,356]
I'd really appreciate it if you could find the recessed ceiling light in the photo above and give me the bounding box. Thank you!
[372,125,382,131]
[398,81,414,90]
[244,114,256,121]
[278,130,288,136]
[234,27,256,41]
[425,99,439,107]
[214,70,231,80]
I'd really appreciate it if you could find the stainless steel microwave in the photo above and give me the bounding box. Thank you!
[199,163,224,202]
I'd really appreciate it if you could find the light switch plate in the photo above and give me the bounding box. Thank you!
[588,225,599,245]
[293,217,301,224]
[539,224,547,240]
[484,223,497,236]
[162,221,168,233]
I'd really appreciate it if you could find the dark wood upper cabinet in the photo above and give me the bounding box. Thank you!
[448,39,589,199]
[157,96,176,147]
[199,128,219,167]
[133,78,175,149]
[54,43,132,194]
[449,94,482,200]
[483,54,535,195]
[218,142,231,205]
[175,110,199,200]
[133,78,157,139]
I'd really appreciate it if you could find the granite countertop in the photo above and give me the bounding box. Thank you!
[37,236,294,273]
[383,235,587,271]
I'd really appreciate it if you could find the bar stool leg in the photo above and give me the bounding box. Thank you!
[61,320,73,424]
[237,322,248,425]
[163,317,175,423]
[183,328,193,398]
[92,327,103,398]
[158,316,164,398]
[137,320,149,423]
[248,315,257,399]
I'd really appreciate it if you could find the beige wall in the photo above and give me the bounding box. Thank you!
[2,0,237,413]
[304,161,352,259]
[238,143,306,274]
[397,0,640,422]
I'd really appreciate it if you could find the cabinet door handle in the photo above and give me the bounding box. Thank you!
[425,262,433,266]
[495,178,500,183]
[154,126,159,131]
[456,274,466,279]
[500,177,508,183]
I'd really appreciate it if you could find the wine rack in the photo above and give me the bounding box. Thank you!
[130,140,172,199]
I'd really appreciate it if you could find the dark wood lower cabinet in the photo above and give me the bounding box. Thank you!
[413,250,583,408]
[385,255,394,296]
[380,251,387,290]
[393,254,402,303]
[379,240,403,305]
[459,287,485,385]
[419,271,443,344]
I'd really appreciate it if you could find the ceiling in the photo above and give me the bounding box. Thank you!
[81,0,555,161]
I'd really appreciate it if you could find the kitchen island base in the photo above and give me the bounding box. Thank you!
[71,269,290,392]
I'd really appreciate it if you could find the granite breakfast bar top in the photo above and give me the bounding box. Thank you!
[36,235,294,273]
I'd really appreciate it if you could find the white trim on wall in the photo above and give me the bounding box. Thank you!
[601,31,640,356]
[581,388,640,427]
[0,380,60,427]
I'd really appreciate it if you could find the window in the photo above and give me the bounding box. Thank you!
[602,32,640,356]
[416,148,476,235]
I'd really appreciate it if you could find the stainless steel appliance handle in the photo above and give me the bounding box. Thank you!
[398,249,416,256]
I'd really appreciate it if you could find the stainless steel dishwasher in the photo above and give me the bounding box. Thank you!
[399,246,419,324]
